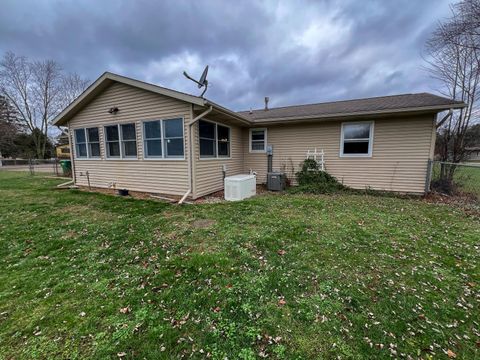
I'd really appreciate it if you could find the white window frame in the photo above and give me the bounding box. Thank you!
[142,119,163,159]
[120,123,138,159]
[86,127,101,159]
[163,118,185,159]
[141,118,185,160]
[74,128,87,159]
[104,122,138,159]
[249,128,267,153]
[198,119,231,160]
[73,127,101,160]
[339,121,374,158]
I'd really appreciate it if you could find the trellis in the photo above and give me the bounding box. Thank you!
[306,148,325,171]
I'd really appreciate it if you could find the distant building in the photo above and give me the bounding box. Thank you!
[56,144,71,159]
[55,132,71,159]
[465,147,480,163]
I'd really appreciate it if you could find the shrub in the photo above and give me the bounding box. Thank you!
[290,159,347,194]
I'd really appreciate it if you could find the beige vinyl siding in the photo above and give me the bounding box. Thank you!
[243,115,436,194]
[69,82,191,196]
[193,119,244,198]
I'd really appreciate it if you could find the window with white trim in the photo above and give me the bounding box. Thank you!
[105,125,121,158]
[87,128,100,157]
[74,129,87,158]
[143,120,162,157]
[163,118,184,157]
[120,123,137,157]
[250,128,266,152]
[217,124,230,157]
[74,127,100,158]
[142,118,184,158]
[199,120,230,158]
[340,122,373,156]
[105,123,137,158]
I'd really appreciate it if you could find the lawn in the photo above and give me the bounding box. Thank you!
[0,171,479,359]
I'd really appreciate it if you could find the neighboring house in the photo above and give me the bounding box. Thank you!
[55,133,71,159]
[52,72,466,199]
[55,144,71,159]
[465,147,480,163]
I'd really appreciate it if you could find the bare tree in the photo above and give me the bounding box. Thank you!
[426,0,480,173]
[0,52,89,159]
[442,0,480,50]
[61,72,90,108]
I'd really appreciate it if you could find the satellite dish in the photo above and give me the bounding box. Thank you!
[183,65,209,97]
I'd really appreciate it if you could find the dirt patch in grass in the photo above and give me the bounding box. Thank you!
[191,219,217,229]
[54,204,116,221]
[76,185,181,202]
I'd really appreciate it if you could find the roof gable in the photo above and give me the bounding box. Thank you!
[52,72,207,126]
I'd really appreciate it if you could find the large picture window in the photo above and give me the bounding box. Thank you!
[199,120,230,159]
[142,118,184,158]
[105,123,137,158]
[74,127,100,159]
[340,122,373,157]
[249,128,267,152]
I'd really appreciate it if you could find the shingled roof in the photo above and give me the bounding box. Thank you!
[238,93,465,123]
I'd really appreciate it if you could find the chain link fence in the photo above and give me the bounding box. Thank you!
[0,158,70,177]
[427,160,480,200]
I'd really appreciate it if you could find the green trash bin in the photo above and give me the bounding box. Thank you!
[59,160,72,176]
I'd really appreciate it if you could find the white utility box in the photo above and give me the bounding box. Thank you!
[224,174,256,201]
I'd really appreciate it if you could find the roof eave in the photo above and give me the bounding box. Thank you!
[205,100,251,125]
[249,103,467,125]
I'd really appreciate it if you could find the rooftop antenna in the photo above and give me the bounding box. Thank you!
[183,65,209,97]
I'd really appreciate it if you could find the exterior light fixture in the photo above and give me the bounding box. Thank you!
[108,106,119,114]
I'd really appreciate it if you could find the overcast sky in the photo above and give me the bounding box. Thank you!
[0,0,453,111]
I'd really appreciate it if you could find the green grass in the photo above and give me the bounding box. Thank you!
[0,171,479,359]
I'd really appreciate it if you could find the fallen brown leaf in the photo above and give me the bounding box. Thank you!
[119,307,130,314]
[447,349,457,358]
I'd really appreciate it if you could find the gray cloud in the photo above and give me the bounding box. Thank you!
[0,0,452,111]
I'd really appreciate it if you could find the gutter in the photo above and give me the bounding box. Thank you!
[178,105,213,204]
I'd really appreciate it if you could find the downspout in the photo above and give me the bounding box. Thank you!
[436,108,453,128]
[65,122,76,185]
[178,105,213,204]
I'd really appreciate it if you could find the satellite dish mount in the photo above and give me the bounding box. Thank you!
[183,65,209,97]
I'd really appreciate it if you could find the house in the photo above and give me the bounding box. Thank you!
[55,133,71,159]
[465,147,480,163]
[52,72,466,199]
[55,144,71,159]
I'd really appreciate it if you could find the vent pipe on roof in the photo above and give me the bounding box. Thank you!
[264,97,269,111]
